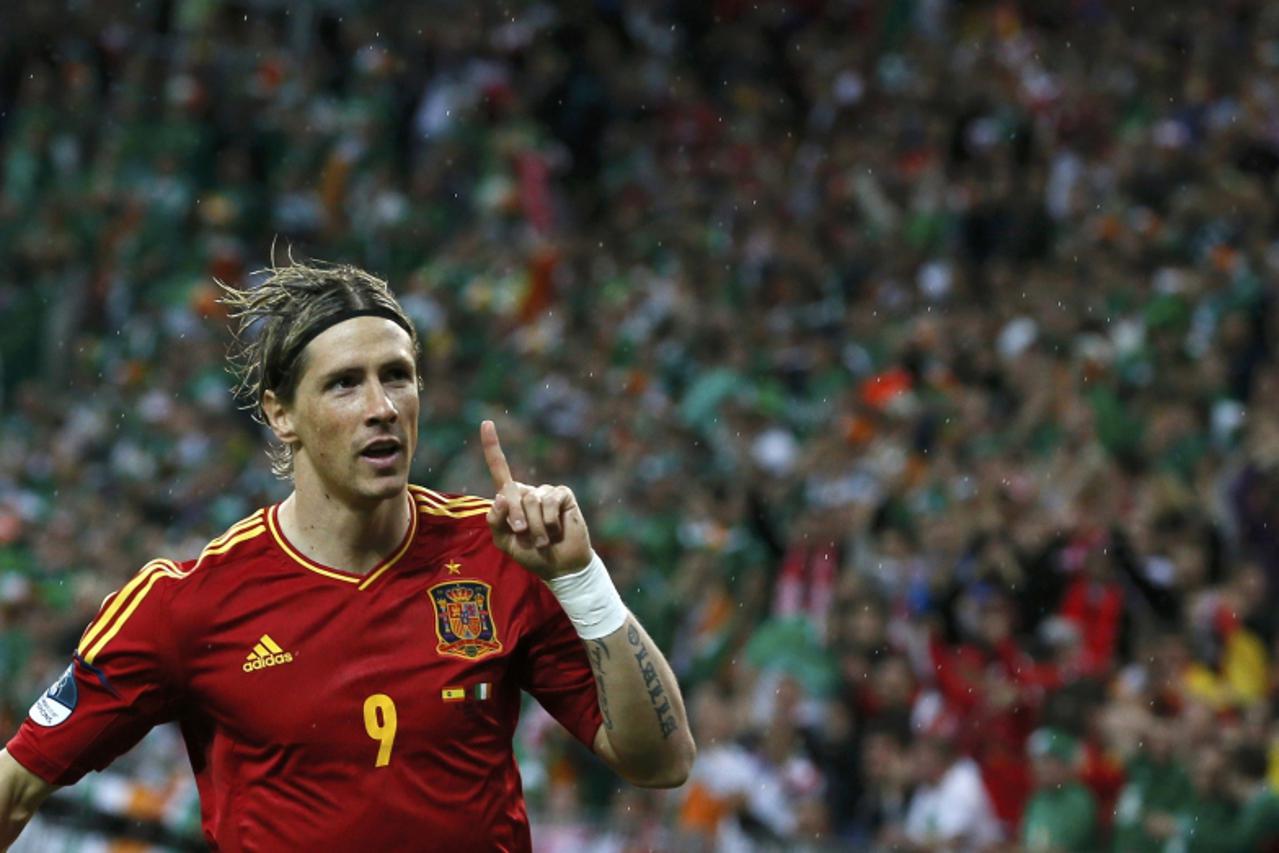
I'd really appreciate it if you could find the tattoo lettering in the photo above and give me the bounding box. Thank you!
[627,623,679,739]
[587,638,614,730]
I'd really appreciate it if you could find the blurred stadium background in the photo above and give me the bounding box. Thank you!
[5,0,1279,850]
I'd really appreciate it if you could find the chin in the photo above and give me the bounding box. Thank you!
[363,476,408,501]
[343,468,408,504]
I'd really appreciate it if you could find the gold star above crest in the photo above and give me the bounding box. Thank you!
[445,560,462,576]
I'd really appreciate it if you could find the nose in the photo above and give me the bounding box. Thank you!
[364,381,398,425]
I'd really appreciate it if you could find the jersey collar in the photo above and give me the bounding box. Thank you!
[266,492,418,590]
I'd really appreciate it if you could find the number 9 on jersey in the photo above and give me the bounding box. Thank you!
[363,693,397,767]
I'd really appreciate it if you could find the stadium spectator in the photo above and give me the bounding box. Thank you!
[844,715,913,847]
[1143,740,1236,852]
[1020,727,1099,852]
[894,727,1002,851]
[1109,711,1194,852]
[1217,744,1279,852]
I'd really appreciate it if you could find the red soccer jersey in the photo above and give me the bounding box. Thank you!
[7,485,603,852]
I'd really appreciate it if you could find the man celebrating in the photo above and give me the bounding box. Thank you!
[0,261,695,850]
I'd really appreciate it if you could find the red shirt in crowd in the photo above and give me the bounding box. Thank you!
[930,634,1061,827]
[7,486,602,852]
[1058,576,1124,676]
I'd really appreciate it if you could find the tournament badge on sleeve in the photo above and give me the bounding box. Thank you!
[429,581,503,660]
[29,662,78,727]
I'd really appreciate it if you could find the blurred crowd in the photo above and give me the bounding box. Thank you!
[6,0,1279,849]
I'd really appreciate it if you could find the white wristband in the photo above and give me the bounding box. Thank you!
[546,551,628,640]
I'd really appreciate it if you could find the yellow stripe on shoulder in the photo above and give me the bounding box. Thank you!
[411,486,492,518]
[204,509,265,551]
[82,562,181,664]
[195,525,266,568]
[409,484,445,504]
[446,496,494,508]
[78,559,183,661]
[416,502,492,519]
[411,486,493,509]
[413,495,493,510]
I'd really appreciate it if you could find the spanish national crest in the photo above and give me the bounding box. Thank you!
[429,580,502,660]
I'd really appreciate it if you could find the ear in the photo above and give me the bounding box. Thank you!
[262,390,298,445]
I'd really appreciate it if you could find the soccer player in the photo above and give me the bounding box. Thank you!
[0,262,695,850]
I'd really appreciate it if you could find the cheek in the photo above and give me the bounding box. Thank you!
[399,392,421,432]
[299,400,356,457]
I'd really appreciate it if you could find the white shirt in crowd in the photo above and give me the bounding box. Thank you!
[903,756,1003,851]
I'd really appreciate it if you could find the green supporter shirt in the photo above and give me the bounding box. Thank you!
[1183,788,1279,853]
[1111,755,1194,853]
[1168,794,1236,853]
[1234,788,1279,851]
[1022,782,1098,852]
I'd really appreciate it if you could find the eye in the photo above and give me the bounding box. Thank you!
[385,366,413,384]
[329,374,360,391]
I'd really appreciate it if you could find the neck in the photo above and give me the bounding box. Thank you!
[278,470,410,575]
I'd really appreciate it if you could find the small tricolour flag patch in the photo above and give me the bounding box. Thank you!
[442,683,492,703]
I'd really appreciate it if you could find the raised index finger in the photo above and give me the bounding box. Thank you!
[480,419,514,489]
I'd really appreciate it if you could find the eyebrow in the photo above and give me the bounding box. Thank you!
[317,356,415,385]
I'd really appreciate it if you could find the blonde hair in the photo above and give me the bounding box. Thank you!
[219,258,419,478]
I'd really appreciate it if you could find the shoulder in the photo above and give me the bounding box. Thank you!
[162,506,276,594]
[409,484,493,528]
[191,507,273,570]
[76,557,186,664]
[110,507,272,605]
[409,484,550,592]
[77,509,273,666]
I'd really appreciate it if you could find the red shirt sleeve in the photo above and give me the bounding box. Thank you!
[930,634,980,714]
[6,561,183,786]
[514,580,603,749]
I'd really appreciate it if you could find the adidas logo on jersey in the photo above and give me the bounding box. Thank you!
[243,634,294,672]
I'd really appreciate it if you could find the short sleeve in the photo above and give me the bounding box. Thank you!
[514,580,603,749]
[6,560,183,786]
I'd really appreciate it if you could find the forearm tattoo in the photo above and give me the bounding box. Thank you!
[626,623,679,739]
[587,638,615,730]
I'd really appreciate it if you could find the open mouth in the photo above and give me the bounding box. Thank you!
[360,439,402,461]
